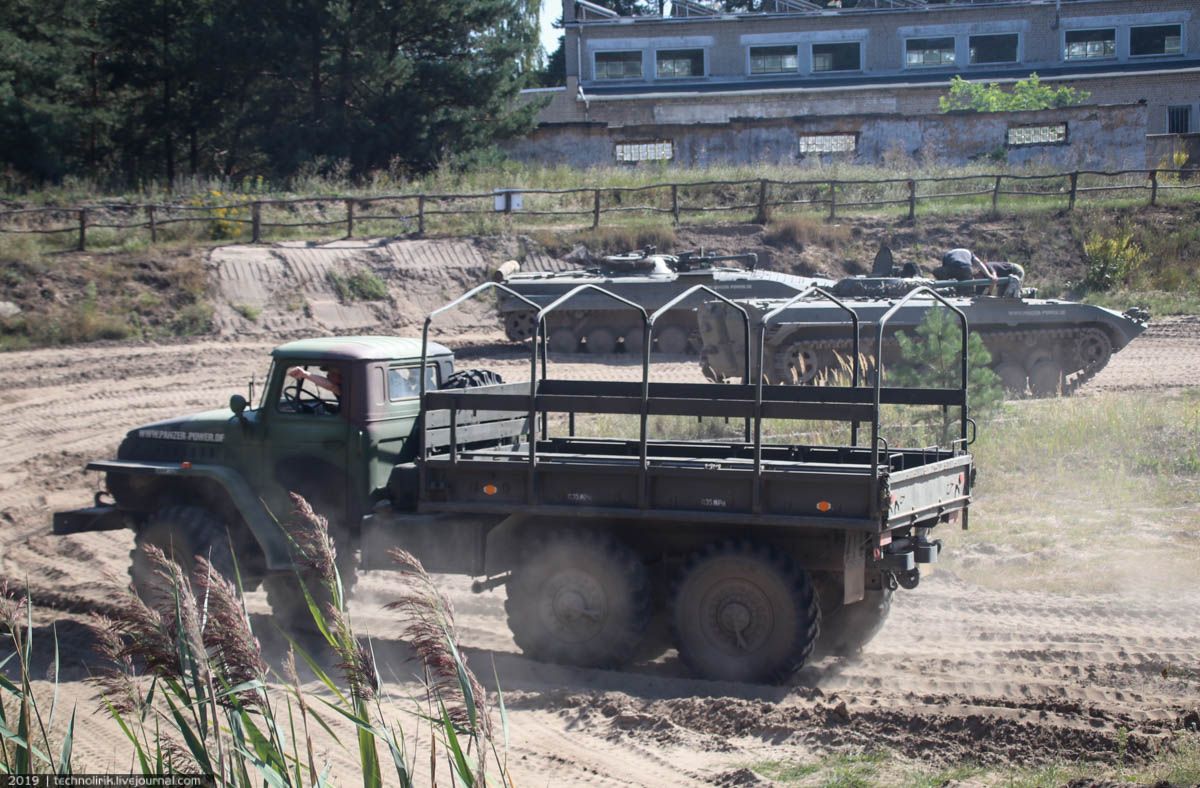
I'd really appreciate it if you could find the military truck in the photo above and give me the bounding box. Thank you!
[53,284,975,683]
[698,256,1148,397]
[495,247,833,354]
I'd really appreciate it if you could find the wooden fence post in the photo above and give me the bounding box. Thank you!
[77,209,87,251]
[592,189,601,229]
[907,179,916,221]
[1068,171,1079,211]
[417,195,426,236]
[671,184,680,225]
[991,175,1002,213]
[1149,169,1159,206]
[147,205,157,243]
[251,201,262,243]
[828,181,837,219]
[345,199,355,238]
[755,179,769,224]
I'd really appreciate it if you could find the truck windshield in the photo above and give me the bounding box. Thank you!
[388,365,438,400]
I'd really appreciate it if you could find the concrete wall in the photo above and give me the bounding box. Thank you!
[502,102,1148,170]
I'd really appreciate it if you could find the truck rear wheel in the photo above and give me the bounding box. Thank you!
[505,531,650,669]
[815,588,893,658]
[672,541,820,683]
[130,505,237,603]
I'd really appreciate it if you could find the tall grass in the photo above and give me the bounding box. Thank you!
[0,494,507,784]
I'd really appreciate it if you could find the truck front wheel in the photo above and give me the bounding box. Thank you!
[130,506,238,603]
[505,531,650,669]
[672,541,820,684]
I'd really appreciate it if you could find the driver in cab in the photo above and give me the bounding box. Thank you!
[285,364,343,413]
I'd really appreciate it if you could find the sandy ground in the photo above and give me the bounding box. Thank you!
[2,318,1199,783]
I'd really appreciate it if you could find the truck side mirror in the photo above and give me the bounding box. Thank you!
[230,393,248,417]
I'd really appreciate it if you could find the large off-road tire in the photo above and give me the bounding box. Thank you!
[262,528,359,635]
[442,368,504,389]
[505,531,651,669]
[130,505,238,603]
[815,588,893,658]
[673,541,820,683]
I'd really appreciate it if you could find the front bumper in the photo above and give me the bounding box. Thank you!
[52,501,131,535]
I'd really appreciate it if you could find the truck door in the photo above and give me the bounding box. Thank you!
[263,360,352,523]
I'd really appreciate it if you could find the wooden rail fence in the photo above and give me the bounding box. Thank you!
[1,168,1196,251]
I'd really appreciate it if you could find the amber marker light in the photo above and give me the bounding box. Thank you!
[483,483,498,496]
[816,500,832,512]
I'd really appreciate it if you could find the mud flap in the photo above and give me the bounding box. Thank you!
[843,532,866,605]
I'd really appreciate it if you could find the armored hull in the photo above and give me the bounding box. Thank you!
[495,249,833,355]
[699,279,1148,397]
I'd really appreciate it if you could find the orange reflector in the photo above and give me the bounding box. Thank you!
[816,500,832,513]
[483,483,498,496]
[180,461,192,470]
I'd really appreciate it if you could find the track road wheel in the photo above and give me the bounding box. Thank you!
[548,327,579,354]
[1076,328,1113,373]
[778,345,824,385]
[815,588,893,658]
[505,531,650,668]
[673,541,820,683]
[621,327,645,356]
[1028,359,1063,398]
[130,505,237,603]
[993,361,1028,396]
[504,311,536,342]
[585,326,618,355]
[656,325,691,355]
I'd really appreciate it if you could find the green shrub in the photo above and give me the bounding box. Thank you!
[328,269,390,301]
[172,301,214,335]
[939,73,1090,113]
[233,303,261,321]
[1082,233,1147,292]
[891,309,1003,444]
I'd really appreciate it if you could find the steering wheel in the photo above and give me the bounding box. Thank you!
[282,379,324,413]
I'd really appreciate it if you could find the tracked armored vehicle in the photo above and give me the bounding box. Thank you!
[699,279,1148,397]
[495,247,833,354]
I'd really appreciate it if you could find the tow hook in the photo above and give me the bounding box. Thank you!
[471,572,512,594]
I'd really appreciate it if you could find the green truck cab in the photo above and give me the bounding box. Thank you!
[54,336,459,617]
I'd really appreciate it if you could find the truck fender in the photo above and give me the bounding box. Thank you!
[86,459,293,571]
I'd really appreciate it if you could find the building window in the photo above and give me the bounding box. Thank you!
[594,51,643,80]
[1064,29,1116,60]
[906,37,956,68]
[1168,106,1192,134]
[1007,124,1068,147]
[1130,25,1182,57]
[749,45,799,75]
[615,141,674,162]
[812,42,861,73]
[969,33,1019,65]
[656,49,704,79]
[799,134,857,154]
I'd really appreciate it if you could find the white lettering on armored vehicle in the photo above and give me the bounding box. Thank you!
[138,429,225,443]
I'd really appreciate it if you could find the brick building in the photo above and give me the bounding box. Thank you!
[513,0,1200,167]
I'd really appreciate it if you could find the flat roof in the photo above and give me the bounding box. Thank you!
[272,336,452,361]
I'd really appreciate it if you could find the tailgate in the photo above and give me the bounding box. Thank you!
[885,454,973,529]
